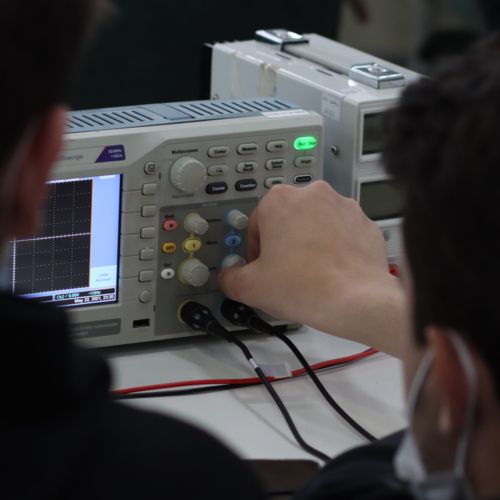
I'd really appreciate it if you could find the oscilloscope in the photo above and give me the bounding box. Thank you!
[4,98,323,347]
[210,31,421,261]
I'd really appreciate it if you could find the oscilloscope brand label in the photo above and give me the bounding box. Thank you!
[59,145,126,165]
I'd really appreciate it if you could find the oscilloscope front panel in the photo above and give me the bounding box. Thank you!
[13,99,323,347]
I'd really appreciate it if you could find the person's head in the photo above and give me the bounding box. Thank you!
[384,35,500,494]
[0,0,109,245]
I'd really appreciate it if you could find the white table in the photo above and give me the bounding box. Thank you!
[106,326,407,463]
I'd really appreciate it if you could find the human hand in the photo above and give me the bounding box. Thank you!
[219,181,405,354]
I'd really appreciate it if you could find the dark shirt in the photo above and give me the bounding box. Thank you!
[294,431,413,500]
[0,292,265,499]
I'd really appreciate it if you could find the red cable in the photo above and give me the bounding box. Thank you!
[113,348,378,396]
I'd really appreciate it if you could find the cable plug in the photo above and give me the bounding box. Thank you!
[178,301,233,342]
[220,298,275,336]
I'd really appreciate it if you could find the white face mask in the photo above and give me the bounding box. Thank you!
[394,333,477,500]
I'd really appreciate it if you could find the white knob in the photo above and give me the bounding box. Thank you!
[226,209,249,231]
[178,258,210,287]
[184,213,209,235]
[221,254,247,269]
[170,156,207,194]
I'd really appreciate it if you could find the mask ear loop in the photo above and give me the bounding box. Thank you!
[447,332,478,479]
[407,350,434,417]
[405,333,477,478]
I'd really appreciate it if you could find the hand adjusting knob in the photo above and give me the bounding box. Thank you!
[178,258,210,287]
[170,156,207,194]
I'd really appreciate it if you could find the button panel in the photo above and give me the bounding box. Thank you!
[121,123,322,341]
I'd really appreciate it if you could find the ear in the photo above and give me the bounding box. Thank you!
[427,327,471,435]
[11,106,67,238]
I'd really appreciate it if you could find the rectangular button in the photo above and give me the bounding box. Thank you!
[139,248,155,261]
[141,205,157,217]
[139,270,154,282]
[294,156,316,168]
[266,140,288,152]
[142,183,158,195]
[237,143,259,155]
[208,164,228,176]
[236,161,257,173]
[208,146,229,158]
[140,227,156,239]
[264,177,286,188]
[265,158,287,170]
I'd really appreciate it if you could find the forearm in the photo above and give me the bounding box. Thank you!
[301,275,407,359]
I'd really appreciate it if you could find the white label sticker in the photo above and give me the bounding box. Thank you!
[263,109,309,118]
[321,93,342,121]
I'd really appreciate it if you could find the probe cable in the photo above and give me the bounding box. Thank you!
[220,298,377,442]
[177,300,330,462]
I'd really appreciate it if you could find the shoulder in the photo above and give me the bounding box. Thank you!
[73,399,266,500]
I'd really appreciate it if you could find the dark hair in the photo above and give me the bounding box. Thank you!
[0,0,109,168]
[384,35,500,392]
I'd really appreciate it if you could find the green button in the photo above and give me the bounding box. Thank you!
[294,136,317,151]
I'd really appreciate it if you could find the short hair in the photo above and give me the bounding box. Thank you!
[384,35,500,394]
[0,0,109,168]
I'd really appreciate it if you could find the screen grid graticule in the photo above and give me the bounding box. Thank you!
[8,179,92,295]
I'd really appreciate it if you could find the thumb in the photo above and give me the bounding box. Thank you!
[218,262,260,307]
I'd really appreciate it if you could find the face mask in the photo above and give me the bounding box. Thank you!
[394,333,477,500]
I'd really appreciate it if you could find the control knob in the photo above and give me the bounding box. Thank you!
[170,156,207,194]
[221,254,247,269]
[178,258,210,287]
[184,213,209,235]
[226,209,249,231]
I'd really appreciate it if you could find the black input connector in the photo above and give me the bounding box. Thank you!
[178,301,232,342]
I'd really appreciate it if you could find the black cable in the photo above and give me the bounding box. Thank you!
[114,384,247,400]
[220,299,377,442]
[179,301,330,462]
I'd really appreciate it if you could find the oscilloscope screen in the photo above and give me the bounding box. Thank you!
[7,174,121,308]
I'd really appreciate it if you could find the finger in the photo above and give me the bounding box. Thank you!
[245,204,261,262]
[218,261,260,307]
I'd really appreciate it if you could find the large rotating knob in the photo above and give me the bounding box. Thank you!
[170,156,207,194]
[226,209,249,231]
[184,213,209,235]
[178,258,210,287]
